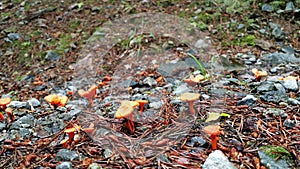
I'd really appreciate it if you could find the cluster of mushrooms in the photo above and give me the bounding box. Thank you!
[114,92,221,150]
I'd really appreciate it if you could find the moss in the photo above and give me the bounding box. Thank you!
[269,1,286,10]
[1,12,12,19]
[260,145,291,160]
[69,19,82,30]
[56,33,72,55]
[223,34,255,47]
[240,35,255,46]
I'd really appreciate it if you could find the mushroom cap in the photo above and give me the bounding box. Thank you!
[64,125,81,133]
[115,101,137,119]
[0,98,11,106]
[251,68,267,78]
[180,93,200,102]
[44,94,68,107]
[135,100,148,104]
[203,125,221,136]
[78,85,97,99]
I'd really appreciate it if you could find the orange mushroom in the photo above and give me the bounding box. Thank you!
[78,85,98,107]
[278,76,299,81]
[44,94,68,107]
[64,125,81,143]
[115,101,139,134]
[135,100,148,112]
[251,68,267,80]
[0,97,11,110]
[5,107,15,122]
[180,93,200,115]
[184,74,205,86]
[203,125,221,150]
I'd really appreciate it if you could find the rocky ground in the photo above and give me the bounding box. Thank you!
[0,1,300,169]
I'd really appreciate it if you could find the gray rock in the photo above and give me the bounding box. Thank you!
[194,38,210,49]
[261,52,299,65]
[56,162,73,169]
[157,61,189,77]
[260,91,286,103]
[18,128,33,138]
[264,108,285,117]
[186,136,206,147]
[7,33,21,41]
[68,109,81,116]
[27,98,40,107]
[0,122,6,131]
[172,83,192,95]
[8,101,29,109]
[287,98,300,105]
[281,46,295,55]
[88,163,102,169]
[56,149,79,161]
[10,114,36,129]
[237,24,245,30]
[103,148,113,158]
[236,95,257,106]
[156,154,170,163]
[270,67,278,73]
[262,4,274,12]
[285,2,294,11]
[34,85,46,91]
[149,101,163,109]
[274,83,286,94]
[257,82,274,92]
[202,150,237,169]
[184,57,205,71]
[283,78,298,91]
[259,28,267,34]
[258,151,290,169]
[143,77,157,87]
[283,119,295,128]
[45,51,61,61]
[272,26,284,39]
[57,106,67,112]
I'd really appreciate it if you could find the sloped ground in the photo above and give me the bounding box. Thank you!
[0,0,300,168]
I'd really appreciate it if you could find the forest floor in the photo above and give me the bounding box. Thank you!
[0,1,300,169]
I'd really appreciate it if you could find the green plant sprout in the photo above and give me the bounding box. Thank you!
[187,53,207,78]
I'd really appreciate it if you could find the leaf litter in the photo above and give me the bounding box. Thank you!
[0,1,299,169]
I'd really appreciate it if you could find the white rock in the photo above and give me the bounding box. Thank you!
[202,150,237,169]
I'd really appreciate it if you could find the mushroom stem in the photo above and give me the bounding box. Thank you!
[139,105,144,112]
[66,132,75,143]
[188,101,195,114]
[0,113,4,122]
[126,113,134,134]
[88,98,94,107]
[211,134,218,150]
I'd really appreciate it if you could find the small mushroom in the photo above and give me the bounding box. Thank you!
[251,68,267,80]
[203,125,221,150]
[0,97,11,110]
[115,101,139,134]
[64,125,81,143]
[180,93,200,115]
[135,100,148,112]
[5,107,15,122]
[78,85,98,107]
[44,94,68,107]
